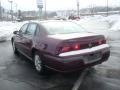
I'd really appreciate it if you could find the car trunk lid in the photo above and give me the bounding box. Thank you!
[48,33,106,54]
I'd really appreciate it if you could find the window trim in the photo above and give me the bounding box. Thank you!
[35,25,40,36]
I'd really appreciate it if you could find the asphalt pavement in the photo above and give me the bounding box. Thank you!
[79,40,120,90]
[0,41,120,90]
[0,41,81,90]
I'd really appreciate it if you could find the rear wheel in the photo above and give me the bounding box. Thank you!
[34,53,46,74]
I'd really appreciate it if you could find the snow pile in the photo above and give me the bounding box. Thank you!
[75,15,120,41]
[101,14,120,24]
[110,20,120,31]
[0,21,26,41]
[101,14,120,31]
[75,18,110,39]
[76,19,110,31]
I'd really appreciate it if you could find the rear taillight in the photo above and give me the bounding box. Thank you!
[98,40,102,45]
[60,44,81,53]
[61,46,71,53]
[102,39,106,44]
[98,39,106,45]
[73,44,80,50]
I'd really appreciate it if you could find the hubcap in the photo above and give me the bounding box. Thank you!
[34,55,42,72]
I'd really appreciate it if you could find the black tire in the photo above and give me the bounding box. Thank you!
[12,41,19,54]
[34,52,46,74]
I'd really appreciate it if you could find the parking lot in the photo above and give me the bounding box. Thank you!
[0,40,120,90]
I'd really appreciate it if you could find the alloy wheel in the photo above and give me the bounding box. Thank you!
[34,54,42,72]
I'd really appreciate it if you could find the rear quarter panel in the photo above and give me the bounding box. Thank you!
[34,34,62,56]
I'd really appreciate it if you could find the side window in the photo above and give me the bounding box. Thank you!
[26,23,37,35]
[19,24,28,34]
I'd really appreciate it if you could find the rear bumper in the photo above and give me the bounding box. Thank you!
[43,44,110,72]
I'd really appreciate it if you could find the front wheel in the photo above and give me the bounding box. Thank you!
[12,41,19,54]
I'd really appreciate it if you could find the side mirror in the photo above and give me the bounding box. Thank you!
[13,31,19,34]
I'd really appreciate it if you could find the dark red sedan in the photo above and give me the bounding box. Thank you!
[11,21,110,73]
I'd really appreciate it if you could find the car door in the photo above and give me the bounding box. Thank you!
[21,23,37,58]
[15,23,28,52]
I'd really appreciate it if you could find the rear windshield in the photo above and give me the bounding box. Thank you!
[41,22,85,35]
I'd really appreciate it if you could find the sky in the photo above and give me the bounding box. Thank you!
[1,0,120,11]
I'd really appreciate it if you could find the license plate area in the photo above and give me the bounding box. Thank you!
[84,52,102,64]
